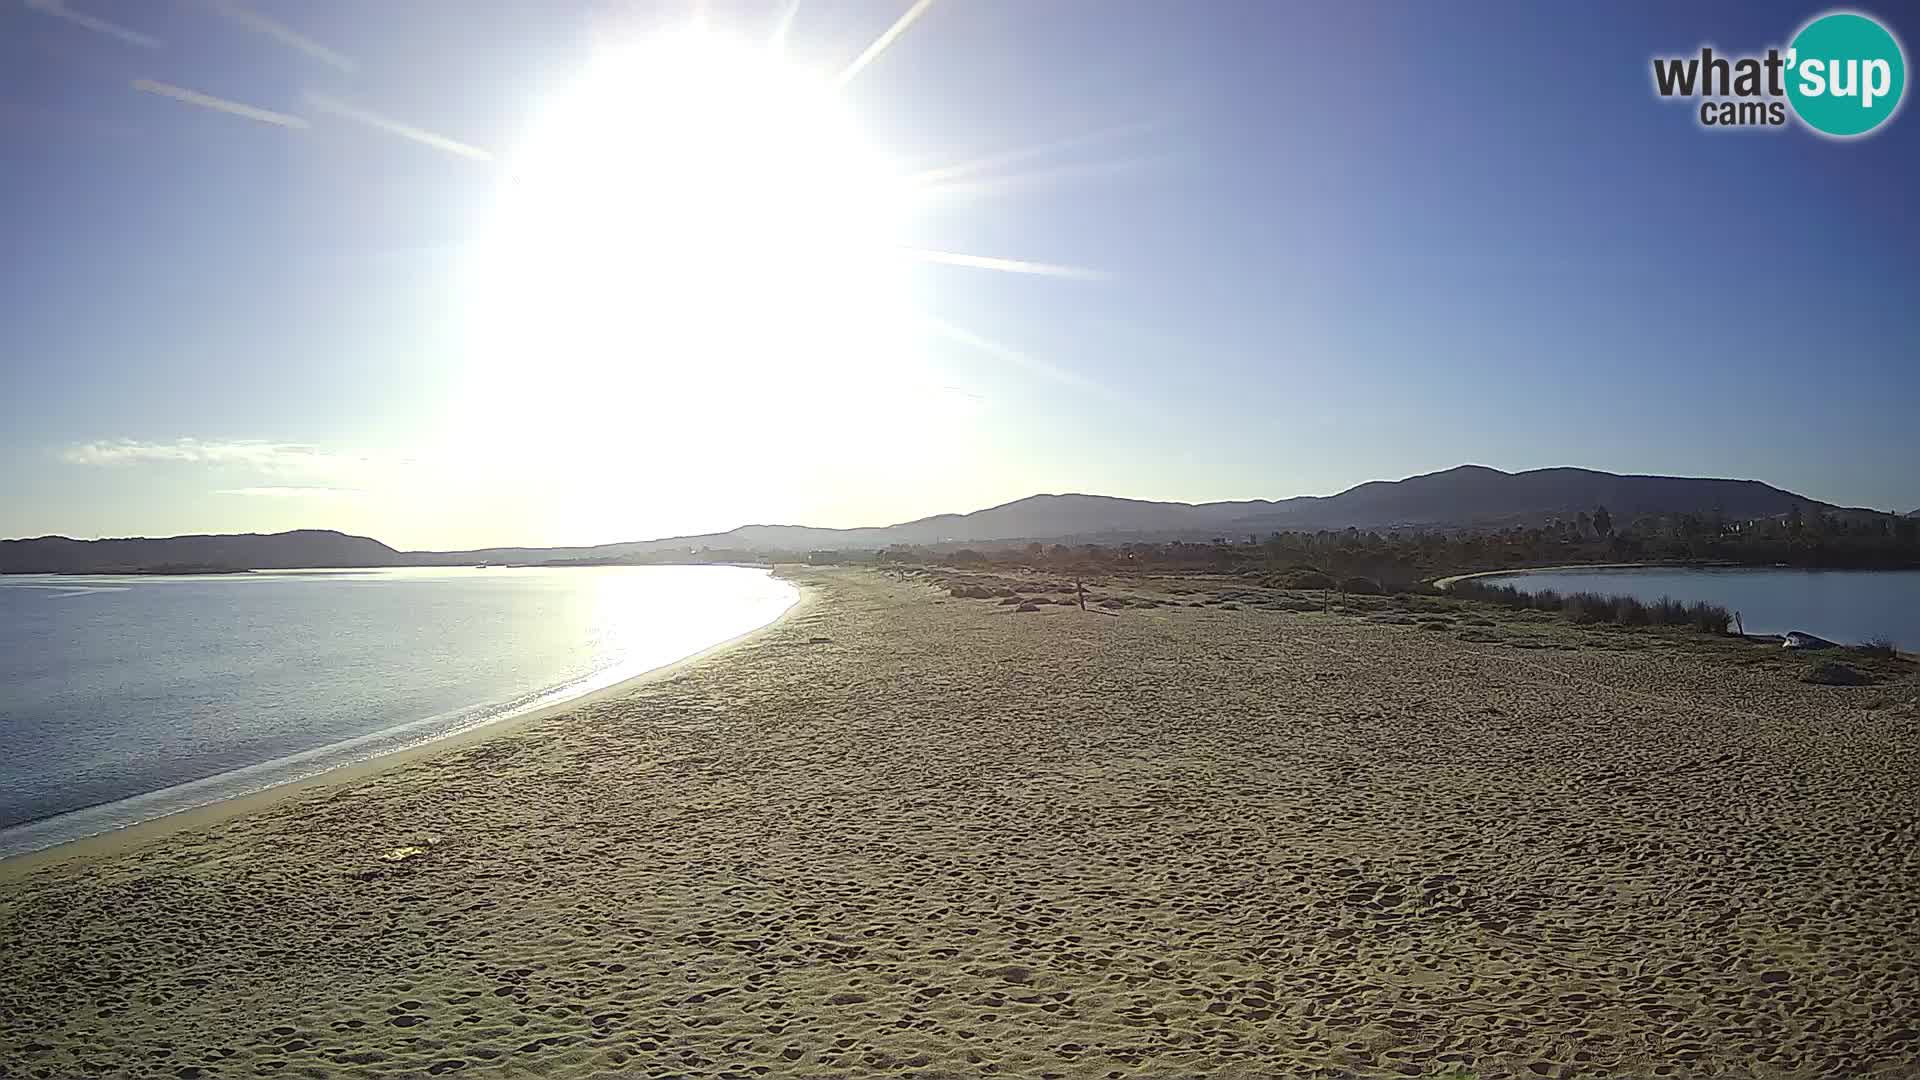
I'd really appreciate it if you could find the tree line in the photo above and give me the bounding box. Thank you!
[858,504,1920,585]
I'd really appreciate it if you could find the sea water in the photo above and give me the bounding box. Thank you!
[0,564,796,857]
[1475,566,1919,650]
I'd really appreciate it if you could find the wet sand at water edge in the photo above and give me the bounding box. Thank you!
[2,568,1917,1079]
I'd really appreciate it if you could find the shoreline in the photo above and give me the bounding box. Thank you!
[0,574,807,879]
[1434,560,1920,589]
[1431,560,1709,589]
[1435,563,1919,654]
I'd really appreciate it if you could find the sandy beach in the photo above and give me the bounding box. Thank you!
[3,567,1917,1079]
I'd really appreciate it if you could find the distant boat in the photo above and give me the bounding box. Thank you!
[1783,630,1838,651]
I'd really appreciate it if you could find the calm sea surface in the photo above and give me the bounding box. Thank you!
[1475,566,1920,651]
[0,565,796,857]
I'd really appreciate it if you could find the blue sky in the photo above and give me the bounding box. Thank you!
[3,0,1915,549]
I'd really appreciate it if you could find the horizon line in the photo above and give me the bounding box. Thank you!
[4,463,1896,553]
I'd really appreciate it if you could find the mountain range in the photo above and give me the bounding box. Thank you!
[0,465,1881,574]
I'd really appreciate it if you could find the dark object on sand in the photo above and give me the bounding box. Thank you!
[1801,660,1869,686]
[1783,631,1839,651]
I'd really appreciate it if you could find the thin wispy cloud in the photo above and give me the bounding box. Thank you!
[213,486,365,498]
[925,318,1105,395]
[208,0,355,72]
[923,155,1168,202]
[306,93,494,162]
[24,0,162,50]
[133,80,308,129]
[64,438,351,473]
[836,0,937,86]
[907,120,1159,188]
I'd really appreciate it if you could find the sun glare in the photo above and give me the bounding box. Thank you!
[448,27,965,530]
[472,31,914,390]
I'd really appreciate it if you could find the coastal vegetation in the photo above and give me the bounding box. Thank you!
[1803,659,1871,686]
[871,502,1920,583]
[1857,637,1899,659]
[841,508,1920,656]
[54,563,253,576]
[908,561,1916,687]
[1444,578,1734,633]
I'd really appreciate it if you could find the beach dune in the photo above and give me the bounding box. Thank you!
[2,569,1916,1078]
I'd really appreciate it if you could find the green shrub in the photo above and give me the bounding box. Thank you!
[1614,596,1650,626]
[1802,660,1869,685]
[1561,591,1613,623]
[1687,601,1732,634]
[1339,575,1382,595]
[1449,580,1731,633]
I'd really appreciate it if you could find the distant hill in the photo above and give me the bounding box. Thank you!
[1227,464,1843,534]
[581,465,1847,552]
[428,466,1854,561]
[1,466,1878,571]
[0,530,400,575]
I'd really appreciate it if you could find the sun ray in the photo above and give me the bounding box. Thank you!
[768,0,802,53]
[132,79,306,128]
[208,0,355,72]
[835,0,936,87]
[903,248,1108,280]
[307,94,494,162]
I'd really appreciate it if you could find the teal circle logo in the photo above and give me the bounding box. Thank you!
[1786,11,1906,137]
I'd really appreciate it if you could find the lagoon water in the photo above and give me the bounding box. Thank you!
[0,565,796,857]
[1476,566,1920,651]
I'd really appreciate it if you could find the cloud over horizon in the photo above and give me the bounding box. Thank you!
[212,486,365,498]
[62,438,358,474]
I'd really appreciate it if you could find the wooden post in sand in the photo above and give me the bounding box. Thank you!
[1076,579,1087,612]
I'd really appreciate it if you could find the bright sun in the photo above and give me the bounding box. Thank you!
[440,14,1099,540]
[472,30,915,395]
[105,0,1113,543]
[449,27,960,534]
